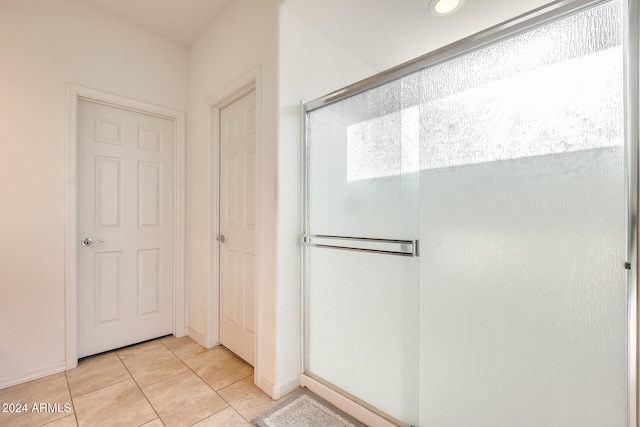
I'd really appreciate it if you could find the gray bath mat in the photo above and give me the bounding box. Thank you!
[251,387,367,427]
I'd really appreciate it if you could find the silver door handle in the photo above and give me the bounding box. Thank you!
[82,237,104,247]
[217,235,226,243]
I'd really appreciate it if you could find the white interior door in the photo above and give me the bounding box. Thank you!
[219,90,257,365]
[78,99,174,358]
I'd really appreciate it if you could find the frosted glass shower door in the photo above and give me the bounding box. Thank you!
[304,1,628,426]
[418,1,626,426]
[305,76,421,425]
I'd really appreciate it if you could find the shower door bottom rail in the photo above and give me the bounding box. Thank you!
[300,372,411,427]
[302,233,419,257]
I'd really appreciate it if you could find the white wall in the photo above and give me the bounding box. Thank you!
[0,0,188,387]
[186,0,376,399]
[280,0,557,74]
[186,0,282,395]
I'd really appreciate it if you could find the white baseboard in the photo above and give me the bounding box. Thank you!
[0,362,67,390]
[256,375,276,398]
[255,375,298,399]
[300,374,401,427]
[272,376,300,400]
[187,328,207,348]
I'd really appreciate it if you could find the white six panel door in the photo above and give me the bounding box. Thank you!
[78,100,174,358]
[219,90,257,365]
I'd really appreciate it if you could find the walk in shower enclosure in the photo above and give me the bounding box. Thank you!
[302,0,638,425]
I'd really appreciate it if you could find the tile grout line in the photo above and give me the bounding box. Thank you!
[118,340,192,389]
[113,340,163,427]
[68,376,132,400]
[68,339,171,426]
[0,373,76,427]
[159,338,237,426]
[67,346,155,401]
[161,338,257,426]
[62,371,80,427]
[203,345,281,425]
[208,372,256,426]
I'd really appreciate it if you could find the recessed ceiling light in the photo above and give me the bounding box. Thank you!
[429,0,465,16]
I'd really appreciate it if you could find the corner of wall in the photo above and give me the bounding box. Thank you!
[187,328,207,348]
[257,373,300,400]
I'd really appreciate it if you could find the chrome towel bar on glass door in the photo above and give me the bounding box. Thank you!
[302,234,419,257]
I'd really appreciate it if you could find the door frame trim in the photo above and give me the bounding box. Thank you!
[64,83,186,369]
[208,66,262,374]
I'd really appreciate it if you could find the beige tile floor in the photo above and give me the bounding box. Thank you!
[0,336,296,427]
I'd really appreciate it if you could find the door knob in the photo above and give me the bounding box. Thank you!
[217,235,226,243]
[82,237,104,247]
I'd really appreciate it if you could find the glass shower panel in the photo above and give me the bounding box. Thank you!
[418,1,626,426]
[306,248,418,423]
[306,76,420,425]
[306,77,420,239]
